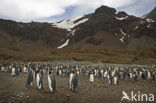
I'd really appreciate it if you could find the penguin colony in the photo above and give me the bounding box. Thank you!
[0,62,156,92]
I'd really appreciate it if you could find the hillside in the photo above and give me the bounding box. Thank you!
[0,5,156,64]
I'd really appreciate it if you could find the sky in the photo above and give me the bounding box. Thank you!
[0,0,156,23]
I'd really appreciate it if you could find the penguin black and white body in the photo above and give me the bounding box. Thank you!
[147,70,151,80]
[23,66,28,73]
[129,72,133,79]
[69,71,74,90]
[113,75,118,85]
[11,66,16,76]
[69,71,78,92]
[15,67,20,76]
[59,69,62,76]
[120,70,125,80]
[36,70,43,90]
[153,72,156,82]
[39,69,44,89]
[25,68,35,87]
[77,70,80,77]
[107,74,112,84]
[133,72,138,81]
[48,71,56,92]
[104,70,108,78]
[89,71,94,82]
[141,71,147,80]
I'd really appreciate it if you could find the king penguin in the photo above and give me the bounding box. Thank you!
[107,74,112,84]
[113,74,118,85]
[11,66,16,76]
[69,70,78,92]
[153,71,156,82]
[25,68,35,87]
[89,71,94,82]
[48,71,56,92]
[36,70,43,90]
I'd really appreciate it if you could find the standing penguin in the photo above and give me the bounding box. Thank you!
[25,68,35,87]
[107,74,112,84]
[141,71,147,80]
[89,71,94,82]
[11,66,16,76]
[104,70,108,78]
[69,71,74,90]
[40,69,44,89]
[59,69,62,76]
[36,70,43,90]
[15,67,19,76]
[153,71,156,82]
[113,74,118,85]
[48,71,56,92]
[129,72,133,79]
[147,70,151,80]
[77,70,80,77]
[69,71,78,92]
[23,66,28,73]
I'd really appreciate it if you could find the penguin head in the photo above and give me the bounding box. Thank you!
[36,70,40,74]
[70,70,75,75]
[49,71,52,75]
[32,67,35,71]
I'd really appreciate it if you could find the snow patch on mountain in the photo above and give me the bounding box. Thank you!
[52,16,88,31]
[146,18,155,23]
[147,24,151,28]
[120,37,125,43]
[135,26,139,30]
[115,16,128,20]
[120,29,127,35]
[66,33,71,36]
[72,29,76,35]
[66,29,77,37]
[115,11,119,15]
[57,39,69,49]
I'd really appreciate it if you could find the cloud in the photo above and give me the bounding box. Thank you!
[118,0,156,16]
[0,0,78,21]
[0,0,155,22]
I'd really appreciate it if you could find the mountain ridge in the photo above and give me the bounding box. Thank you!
[0,5,156,63]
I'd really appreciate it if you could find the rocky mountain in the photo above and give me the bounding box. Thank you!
[146,7,156,21]
[0,5,156,63]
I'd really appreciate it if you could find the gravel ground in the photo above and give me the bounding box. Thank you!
[0,71,156,103]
